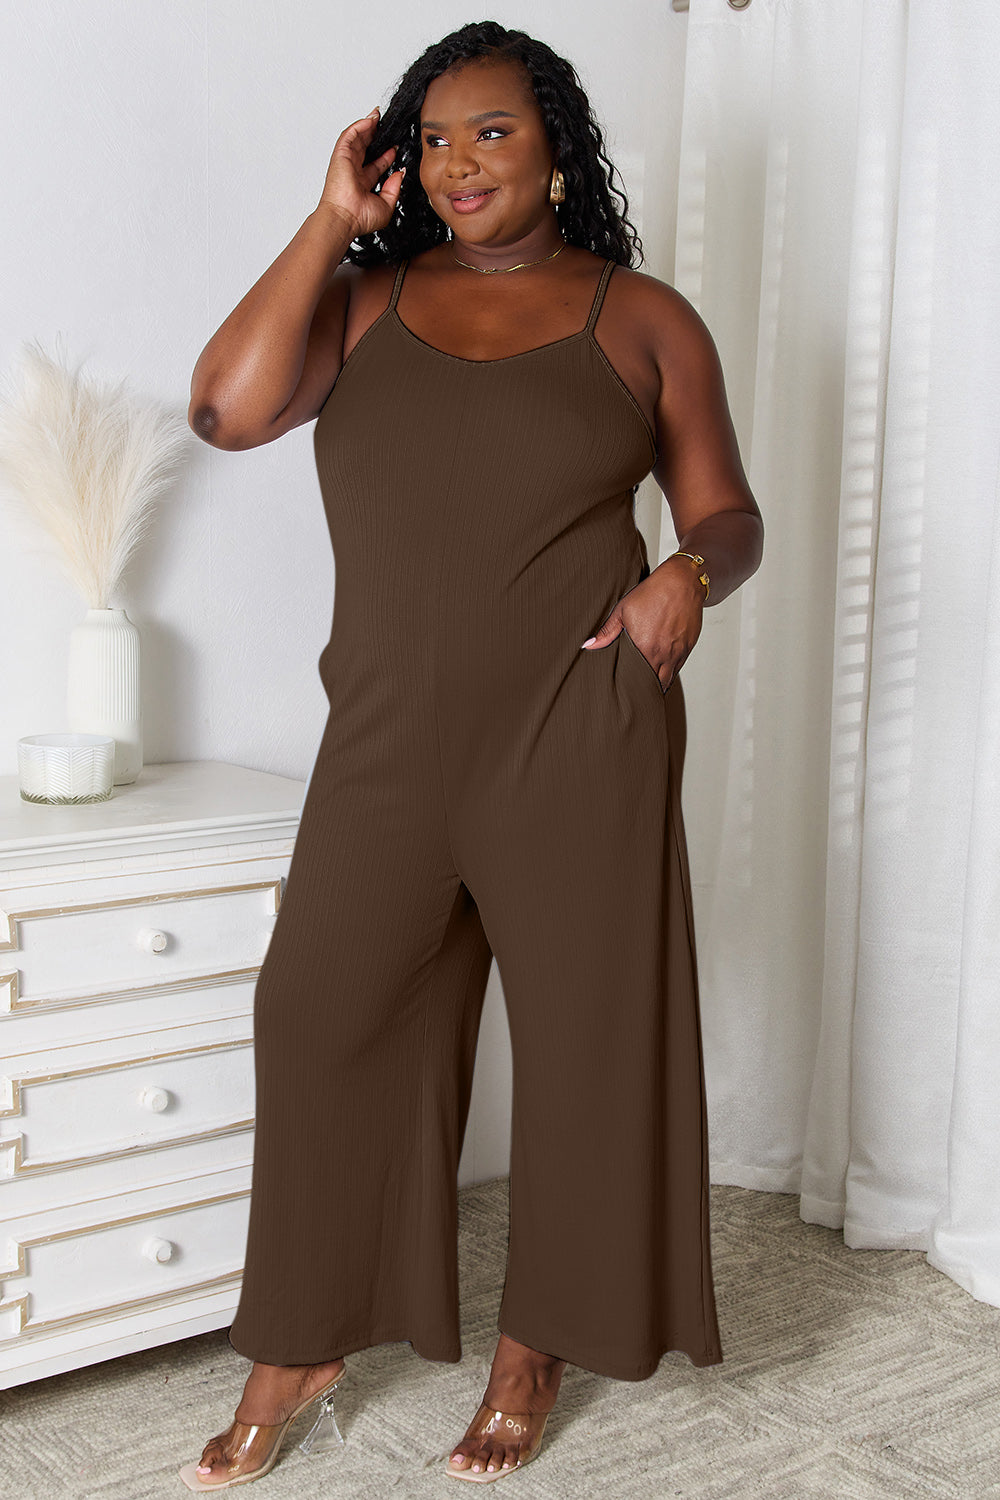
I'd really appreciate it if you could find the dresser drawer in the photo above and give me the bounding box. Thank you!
[0,1181,250,1346]
[0,1027,254,1184]
[2,973,258,1061]
[2,871,282,1014]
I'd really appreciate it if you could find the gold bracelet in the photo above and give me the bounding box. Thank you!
[669,551,710,602]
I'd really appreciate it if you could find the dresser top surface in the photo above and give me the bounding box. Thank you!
[0,760,307,866]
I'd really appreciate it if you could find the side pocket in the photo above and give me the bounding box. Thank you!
[620,623,667,701]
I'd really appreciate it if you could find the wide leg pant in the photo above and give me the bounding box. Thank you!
[227,570,724,1381]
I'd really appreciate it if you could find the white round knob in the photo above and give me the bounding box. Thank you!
[139,1085,170,1113]
[137,927,168,954]
[142,1236,174,1264]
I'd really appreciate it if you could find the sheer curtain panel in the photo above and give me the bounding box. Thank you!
[658,0,1000,1306]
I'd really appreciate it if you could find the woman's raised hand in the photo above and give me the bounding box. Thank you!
[317,106,404,237]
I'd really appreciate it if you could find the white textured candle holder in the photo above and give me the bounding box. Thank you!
[17,733,116,804]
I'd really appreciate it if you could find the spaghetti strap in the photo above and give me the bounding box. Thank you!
[585,258,617,334]
[388,259,409,311]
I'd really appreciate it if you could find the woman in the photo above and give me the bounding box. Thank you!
[180,19,762,1491]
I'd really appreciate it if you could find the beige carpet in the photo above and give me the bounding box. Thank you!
[2,1177,998,1499]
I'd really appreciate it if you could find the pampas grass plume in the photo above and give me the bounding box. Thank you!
[0,335,190,609]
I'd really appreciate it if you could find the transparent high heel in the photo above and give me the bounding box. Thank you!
[177,1361,347,1491]
[297,1384,346,1453]
[444,1400,551,1484]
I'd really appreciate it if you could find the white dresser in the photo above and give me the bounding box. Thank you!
[0,759,306,1388]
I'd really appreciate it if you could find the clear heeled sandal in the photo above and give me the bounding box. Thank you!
[177,1362,347,1491]
[444,1399,551,1484]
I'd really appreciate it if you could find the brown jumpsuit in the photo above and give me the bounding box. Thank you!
[226,255,724,1380]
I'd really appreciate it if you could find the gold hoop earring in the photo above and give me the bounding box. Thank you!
[549,167,565,204]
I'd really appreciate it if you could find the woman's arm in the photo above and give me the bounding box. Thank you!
[583,281,763,690]
[188,106,403,451]
[648,284,764,607]
[188,205,359,450]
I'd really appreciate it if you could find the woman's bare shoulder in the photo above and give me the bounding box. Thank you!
[328,264,401,343]
[610,264,723,381]
[329,257,397,300]
[612,265,712,335]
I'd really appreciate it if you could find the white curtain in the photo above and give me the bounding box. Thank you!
[648,0,1000,1304]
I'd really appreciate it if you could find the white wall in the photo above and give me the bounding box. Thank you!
[0,0,687,1181]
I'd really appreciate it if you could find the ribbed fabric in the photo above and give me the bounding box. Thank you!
[226,257,724,1380]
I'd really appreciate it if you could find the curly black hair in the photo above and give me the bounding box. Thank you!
[344,20,643,269]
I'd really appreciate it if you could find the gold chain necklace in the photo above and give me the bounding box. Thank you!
[449,242,566,274]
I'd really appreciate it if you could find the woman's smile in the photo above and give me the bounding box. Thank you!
[448,187,499,213]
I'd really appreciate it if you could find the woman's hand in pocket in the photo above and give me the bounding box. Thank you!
[580,560,706,692]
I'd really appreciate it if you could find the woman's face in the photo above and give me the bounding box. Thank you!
[418,58,557,246]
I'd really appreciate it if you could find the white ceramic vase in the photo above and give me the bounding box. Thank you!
[66,607,143,784]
